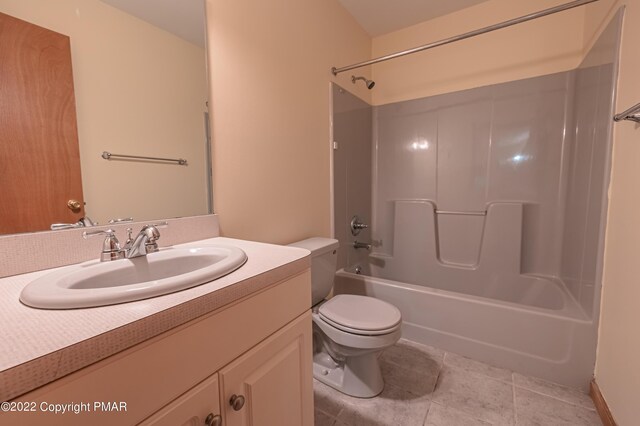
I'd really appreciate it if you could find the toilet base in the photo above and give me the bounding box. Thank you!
[312,351,384,398]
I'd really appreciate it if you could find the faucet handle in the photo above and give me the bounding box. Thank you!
[83,229,125,262]
[108,217,133,224]
[51,222,83,230]
[83,228,116,239]
[79,216,97,226]
[124,227,134,247]
[350,215,369,236]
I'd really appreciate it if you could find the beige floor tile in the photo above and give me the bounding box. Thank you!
[513,373,595,410]
[315,409,337,426]
[314,340,599,426]
[314,379,347,416]
[432,366,515,425]
[443,352,512,382]
[381,339,445,370]
[336,383,431,426]
[425,402,492,426]
[379,338,443,397]
[380,356,440,397]
[515,387,601,426]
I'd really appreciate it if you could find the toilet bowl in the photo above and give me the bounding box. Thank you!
[288,238,402,398]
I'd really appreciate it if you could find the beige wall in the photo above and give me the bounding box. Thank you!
[205,0,585,244]
[0,0,209,225]
[584,1,640,425]
[206,0,371,244]
[371,0,585,105]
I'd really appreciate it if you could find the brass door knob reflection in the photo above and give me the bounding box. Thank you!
[67,199,82,212]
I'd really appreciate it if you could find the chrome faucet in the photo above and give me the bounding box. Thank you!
[51,216,97,230]
[124,223,167,259]
[83,222,167,261]
[353,241,372,250]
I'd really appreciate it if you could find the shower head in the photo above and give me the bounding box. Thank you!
[351,75,375,90]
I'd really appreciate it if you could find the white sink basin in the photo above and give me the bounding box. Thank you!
[20,245,247,309]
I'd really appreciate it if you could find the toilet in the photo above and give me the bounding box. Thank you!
[289,237,402,398]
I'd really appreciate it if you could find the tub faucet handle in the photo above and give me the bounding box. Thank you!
[350,215,369,236]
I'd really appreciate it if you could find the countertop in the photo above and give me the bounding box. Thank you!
[0,237,310,401]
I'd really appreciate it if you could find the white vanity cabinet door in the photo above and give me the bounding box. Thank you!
[139,373,221,426]
[220,312,313,426]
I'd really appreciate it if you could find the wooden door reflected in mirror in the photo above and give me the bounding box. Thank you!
[0,12,85,234]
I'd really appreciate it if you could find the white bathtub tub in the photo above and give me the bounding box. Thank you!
[334,266,596,389]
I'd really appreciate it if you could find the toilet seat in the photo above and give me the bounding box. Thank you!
[318,294,402,336]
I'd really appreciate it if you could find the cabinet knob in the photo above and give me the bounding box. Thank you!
[205,413,222,426]
[229,394,245,411]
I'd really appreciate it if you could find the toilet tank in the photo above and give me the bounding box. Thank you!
[288,238,339,306]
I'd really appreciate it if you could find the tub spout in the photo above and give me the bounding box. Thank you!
[353,241,372,250]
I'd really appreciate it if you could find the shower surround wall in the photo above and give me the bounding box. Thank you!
[332,12,621,388]
[373,72,570,285]
[561,17,620,319]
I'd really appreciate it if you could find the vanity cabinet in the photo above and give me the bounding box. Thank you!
[140,374,221,426]
[220,311,311,426]
[140,311,311,426]
[4,270,313,426]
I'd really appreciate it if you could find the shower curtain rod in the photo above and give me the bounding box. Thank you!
[331,0,600,75]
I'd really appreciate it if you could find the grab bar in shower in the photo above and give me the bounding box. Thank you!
[435,210,487,216]
[614,102,640,123]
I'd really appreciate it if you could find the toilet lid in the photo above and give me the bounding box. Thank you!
[318,295,402,333]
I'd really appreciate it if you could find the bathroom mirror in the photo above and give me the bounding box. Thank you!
[0,0,212,235]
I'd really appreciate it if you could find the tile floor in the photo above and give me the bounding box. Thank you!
[313,339,602,426]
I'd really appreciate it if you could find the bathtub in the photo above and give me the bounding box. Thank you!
[334,265,596,389]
